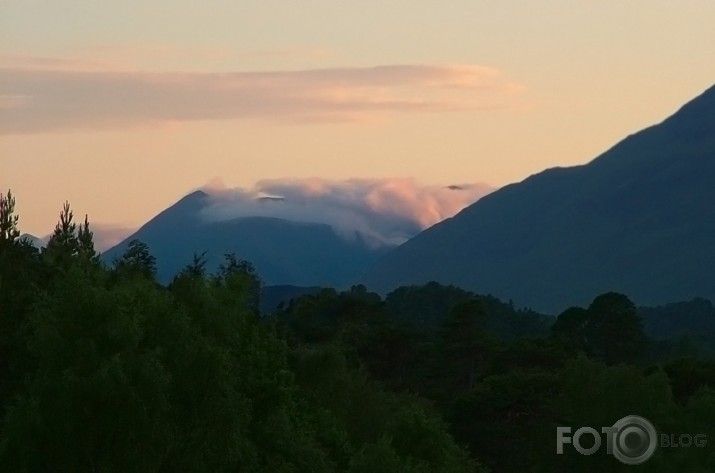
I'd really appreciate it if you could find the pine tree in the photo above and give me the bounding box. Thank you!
[0,190,20,248]
[77,214,98,265]
[43,201,79,268]
[47,202,78,254]
[113,239,157,279]
[182,251,208,279]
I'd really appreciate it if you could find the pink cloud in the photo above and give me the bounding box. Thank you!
[200,178,494,247]
[0,57,526,134]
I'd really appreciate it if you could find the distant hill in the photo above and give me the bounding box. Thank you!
[19,233,46,249]
[363,84,715,314]
[102,191,391,287]
[639,297,715,353]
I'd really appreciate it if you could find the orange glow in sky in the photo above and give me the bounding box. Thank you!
[2,1,714,238]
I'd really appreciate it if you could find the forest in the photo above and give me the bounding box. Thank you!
[1,191,714,472]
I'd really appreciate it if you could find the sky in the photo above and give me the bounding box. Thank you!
[2,1,714,245]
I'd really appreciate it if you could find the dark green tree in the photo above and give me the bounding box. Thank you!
[215,253,262,312]
[664,358,715,404]
[180,251,209,279]
[555,356,678,472]
[435,298,492,394]
[43,201,79,268]
[77,214,99,265]
[586,292,647,364]
[0,247,343,472]
[450,369,560,472]
[551,294,647,364]
[113,239,157,279]
[550,306,589,352]
[385,282,473,328]
[0,191,41,420]
[291,344,483,473]
[0,190,20,248]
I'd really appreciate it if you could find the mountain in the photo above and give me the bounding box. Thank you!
[363,84,715,314]
[19,233,46,249]
[102,191,391,286]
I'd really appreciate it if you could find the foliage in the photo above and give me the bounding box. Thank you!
[551,292,647,364]
[0,190,21,247]
[2,194,715,471]
[43,201,79,267]
[113,239,157,279]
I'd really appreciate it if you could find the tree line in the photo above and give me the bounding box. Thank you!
[1,191,714,472]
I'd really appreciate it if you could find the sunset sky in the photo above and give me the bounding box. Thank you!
[2,1,714,244]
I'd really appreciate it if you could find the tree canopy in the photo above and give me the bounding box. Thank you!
[1,193,714,472]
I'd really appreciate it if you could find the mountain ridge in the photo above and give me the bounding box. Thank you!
[362,84,715,313]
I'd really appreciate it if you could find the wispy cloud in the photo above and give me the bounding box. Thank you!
[200,178,494,247]
[0,56,525,134]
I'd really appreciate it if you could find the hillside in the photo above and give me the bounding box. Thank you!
[102,191,389,286]
[363,84,715,313]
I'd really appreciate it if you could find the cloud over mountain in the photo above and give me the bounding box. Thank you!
[199,178,494,247]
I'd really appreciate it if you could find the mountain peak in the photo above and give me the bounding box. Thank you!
[183,190,209,201]
[170,190,209,213]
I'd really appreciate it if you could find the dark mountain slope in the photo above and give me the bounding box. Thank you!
[363,85,715,313]
[102,191,389,286]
